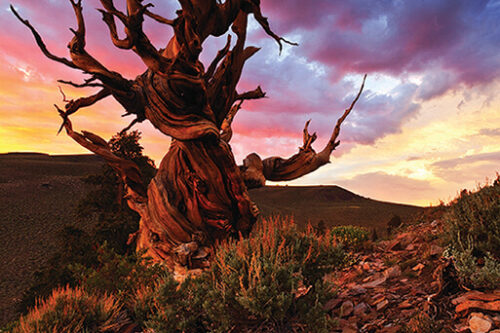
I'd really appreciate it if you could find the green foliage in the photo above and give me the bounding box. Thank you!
[446,178,500,258]
[14,286,129,333]
[71,245,167,303]
[17,216,347,332]
[449,243,500,290]
[143,217,346,332]
[445,176,500,289]
[330,225,369,249]
[78,130,156,255]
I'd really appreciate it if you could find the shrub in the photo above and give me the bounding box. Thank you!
[17,217,347,332]
[330,225,369,249]
[143,216,346,332]
[445,176,500,289]
[70,244,167,307]
[446,178,500,258]
[15,286,130,333]
[449,243,500,290]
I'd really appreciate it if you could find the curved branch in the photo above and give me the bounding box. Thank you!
[236,86,266,101]
[246,1,298,53]
[67,0,130,89]
[98,9,133,49]
[239,75,367,187]
[99,0,168,72]
[10,5,78,69]
[204,34,232,80]
[220,100,243,143]
[144,8,174,26]
[58,76,104,88]
[317,74,367,159]
[56,87,112,133]
[64,87,112,116]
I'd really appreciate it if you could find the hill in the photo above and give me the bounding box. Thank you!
[252,185,421,230]
[0,152,423,326]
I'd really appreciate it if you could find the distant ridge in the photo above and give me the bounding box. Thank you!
[1,152,103,163]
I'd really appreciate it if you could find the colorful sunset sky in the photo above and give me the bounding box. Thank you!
[1,0,499,206]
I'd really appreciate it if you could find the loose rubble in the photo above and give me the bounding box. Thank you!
[325,218,500,332]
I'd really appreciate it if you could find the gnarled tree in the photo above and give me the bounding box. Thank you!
[13,0,366,274]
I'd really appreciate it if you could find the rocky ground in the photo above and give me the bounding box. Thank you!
[325,218,500,333]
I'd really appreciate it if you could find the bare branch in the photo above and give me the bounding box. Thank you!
[301,119,317,151]
[220,100,243,142]
[58,86,70,103]
[65,88,112,116]
[56,87,112,133]
[236,86,266,101]
[144,8,174,25]
[98,0,167,72]
[318,74,367,157]
[120,114,146,134]
[58,76,104,88]
[204,34,232,80]
[247,2,298,53]
[239,75,367,186]
[97,9,133,49]
[10,5,78,69]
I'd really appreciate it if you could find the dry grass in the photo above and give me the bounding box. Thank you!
[16,286,129,333]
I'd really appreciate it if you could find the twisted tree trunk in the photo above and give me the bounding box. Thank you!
[14,0,365,274]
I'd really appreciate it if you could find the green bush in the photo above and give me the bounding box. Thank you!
[70,245,167,306]
[449,243,500,290]
[15,286,130,333]
[445,176,500,289]
[18,216,347,332]
[330,225,369,249]
[142,216,346,332]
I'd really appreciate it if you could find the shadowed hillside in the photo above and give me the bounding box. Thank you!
[0,153,104,326]
[251,185,422,229]
[0,153,423,326]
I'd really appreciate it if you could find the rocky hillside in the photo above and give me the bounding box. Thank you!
[327,217,500,332]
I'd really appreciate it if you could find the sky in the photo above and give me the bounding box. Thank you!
[1,0,499,206]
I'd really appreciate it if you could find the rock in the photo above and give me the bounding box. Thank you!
[350,285,367,296]
[469,312,493,333]
[376,299,389,311]
[412,263,425,271]
[405,243,416,251]
[353,302,369,316]
[324,298,342,312]
[430,244,444,257]
[493,315,500,326]
[362,276,386,288]
[456,300,500,313]
[380,326,400,333]
[341,300,354,317]
[361,261,371,271]
[455,324,471,333]
[398,300,412,309]
[342,327,357,333]
[383,265,402,279]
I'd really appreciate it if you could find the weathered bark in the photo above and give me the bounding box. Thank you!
[14,0,365,273]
